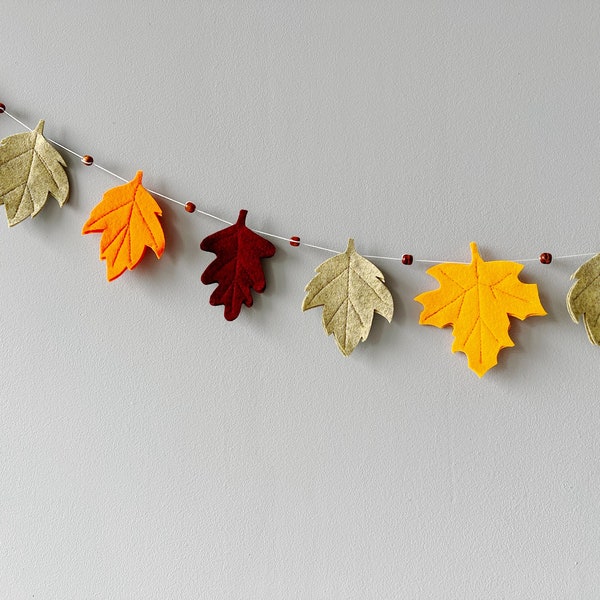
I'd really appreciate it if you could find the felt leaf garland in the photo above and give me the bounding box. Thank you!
[0,120,69,226]
[82,171,165,281]
[302,238,394,356]
[200,209,276,320]
[566,253,600,344]
[415,242,546,377]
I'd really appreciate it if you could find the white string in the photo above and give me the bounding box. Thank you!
[92,163,128,184]
[252,229,339,254]
[2,109,596,266]
[415,259,470,264]
[512,252,597,263]
[3,112,32,133]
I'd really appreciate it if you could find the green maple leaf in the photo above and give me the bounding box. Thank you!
[0,120,69,226]
[567,253,600,344]
[302,238,394,356]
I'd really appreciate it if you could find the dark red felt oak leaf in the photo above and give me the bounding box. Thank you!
[200,209,276,320]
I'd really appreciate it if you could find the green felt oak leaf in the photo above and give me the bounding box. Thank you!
[567,253,600,344]
[0,120,69,226]
[302,238,394,356]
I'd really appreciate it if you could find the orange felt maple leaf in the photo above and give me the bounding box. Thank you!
[415,242,546,377]
[82,171,165,281]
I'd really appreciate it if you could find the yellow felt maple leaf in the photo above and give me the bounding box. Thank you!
[415,242,546,377]
[302,238,394,356]
[82,171,165,281]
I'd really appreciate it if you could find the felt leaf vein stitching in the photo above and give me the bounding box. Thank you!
[222,250,240,276]
[422,290,465,320]
[489,274,511,288]
[34,147,62,190]
[2,180,26,198]
[20,150,37,217]
[119,189,136,265]
[438,270,470,292]
[315,268,346,297]
[491,286,530,304]
[348,298,366,328]
[116,219,131,265]
[1,147,31,166]
[349,264,390,304]
[325,298,347,329]
[85,198,133,225]
[106,224,127,252]
[133,201,159,249]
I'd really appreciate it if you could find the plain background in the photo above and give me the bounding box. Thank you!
[1,1,600,598]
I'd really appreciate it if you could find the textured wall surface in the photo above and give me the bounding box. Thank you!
[1,1,599,598]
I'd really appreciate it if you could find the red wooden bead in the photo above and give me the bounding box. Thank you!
[0,103,5,114]
[185,202,196,213]
[401,254,413,265]
[290,236,301,247]
[539,252,552,264]
[81,155,94,166]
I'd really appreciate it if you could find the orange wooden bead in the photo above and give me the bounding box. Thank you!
[539,252,552,264]
[402,254,413,265]
[0,103,5,114]
[290,236,300,247]
[185,202,196,213]
[81,155,94,166]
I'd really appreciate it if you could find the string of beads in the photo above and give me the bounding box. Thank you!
[0,102,591,266]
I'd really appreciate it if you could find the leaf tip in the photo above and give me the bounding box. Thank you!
[461,351,495,378]
[381,307,394,323]
[301,291,319,312]
[106,266,125,282]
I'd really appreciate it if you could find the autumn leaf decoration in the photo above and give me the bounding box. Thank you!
[200,209,276,320]
[415,242,546,377]
[566,254,600,344]
[82,171,165,281]
[0,120,69,226]
[302,238,394,356]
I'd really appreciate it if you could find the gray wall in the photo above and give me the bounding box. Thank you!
[1,1,599,597]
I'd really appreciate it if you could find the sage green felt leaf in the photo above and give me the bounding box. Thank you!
[567,253,600,344]
[302,238,394,356]
[0,120,69,226]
